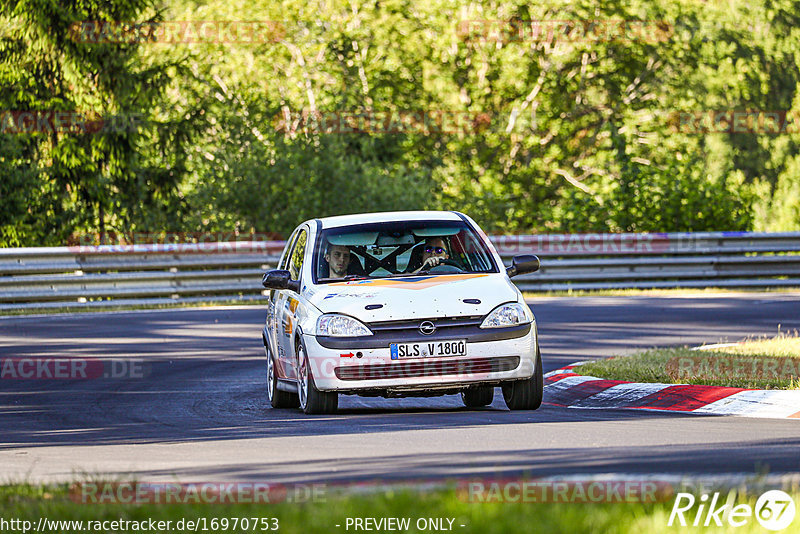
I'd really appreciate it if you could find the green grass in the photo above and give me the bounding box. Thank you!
[575,333,800,389]
[2,483,797,534]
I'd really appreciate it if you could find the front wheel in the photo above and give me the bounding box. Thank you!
[297,339,338,415]
[266,342,298,409]
[502,345,543,410]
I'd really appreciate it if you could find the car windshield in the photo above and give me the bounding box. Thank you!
[314,220,498,283]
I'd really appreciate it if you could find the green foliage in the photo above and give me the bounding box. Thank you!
[186,132,435,236]
[755,154,800,231]
[0,0,202,245]
[3,0,800,244]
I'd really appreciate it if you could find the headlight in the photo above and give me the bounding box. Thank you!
[480,302,532,329]
[317,314,373,337]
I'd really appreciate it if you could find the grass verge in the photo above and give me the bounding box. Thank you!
[2,483,798,534]
[574,333,800,389]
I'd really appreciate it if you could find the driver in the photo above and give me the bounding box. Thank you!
[324,244,352,279]
[411,237,450,273]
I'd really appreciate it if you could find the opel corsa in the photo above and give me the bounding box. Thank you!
[261,211,542,414]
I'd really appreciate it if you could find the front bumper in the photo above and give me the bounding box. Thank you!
[303,323,537,393]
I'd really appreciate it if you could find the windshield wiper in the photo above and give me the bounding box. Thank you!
[343,274,368,281]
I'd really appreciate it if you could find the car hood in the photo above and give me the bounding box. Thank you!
[306,273,520,323]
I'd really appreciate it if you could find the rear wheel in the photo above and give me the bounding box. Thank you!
[502,345,543,411]
[266,342,298,409]
[297,339,338,415]
[461,386,495,408]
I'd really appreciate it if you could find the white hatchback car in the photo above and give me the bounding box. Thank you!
[261,211,542,414]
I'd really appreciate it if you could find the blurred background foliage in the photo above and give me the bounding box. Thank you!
[2,0,800,244]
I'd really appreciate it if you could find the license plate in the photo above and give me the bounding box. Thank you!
[390,339,466,359]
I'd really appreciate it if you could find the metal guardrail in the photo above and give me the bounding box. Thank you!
[1,232,799,311]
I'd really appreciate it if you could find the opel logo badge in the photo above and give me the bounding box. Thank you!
[419,321,436,335]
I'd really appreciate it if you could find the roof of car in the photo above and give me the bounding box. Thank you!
[315,211,464,229]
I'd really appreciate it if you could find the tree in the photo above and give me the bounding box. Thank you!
[0,0,201,246]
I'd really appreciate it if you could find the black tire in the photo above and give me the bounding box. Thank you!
[502,345,543,410]
[297,338,338,415]
[461,386,495,408]
[265,341,299,409]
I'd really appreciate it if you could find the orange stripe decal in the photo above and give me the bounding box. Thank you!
[328,274,488,290]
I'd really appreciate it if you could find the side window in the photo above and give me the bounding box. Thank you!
[278,230,299,270]
[288,229,307,280]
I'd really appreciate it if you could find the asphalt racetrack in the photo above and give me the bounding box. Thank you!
[2,293,799,484]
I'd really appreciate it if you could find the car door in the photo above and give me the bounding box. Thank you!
[276,226,309,380]
[268,228,299,379]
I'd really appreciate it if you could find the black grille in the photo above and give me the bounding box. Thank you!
[334,356,520,381]
[367,316,483,332]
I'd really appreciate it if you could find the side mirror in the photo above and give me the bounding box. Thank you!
[506,254,540,278]
[261,269,300,292]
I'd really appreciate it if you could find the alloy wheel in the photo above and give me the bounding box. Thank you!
[297,344,308,409]
[267,350,275,402]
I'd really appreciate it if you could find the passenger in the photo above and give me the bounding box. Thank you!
[411,237,450,273]
[324,244,352,279]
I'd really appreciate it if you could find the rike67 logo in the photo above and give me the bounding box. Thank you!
[668,490,796,530]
